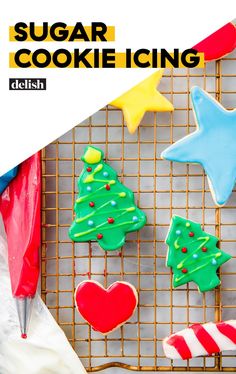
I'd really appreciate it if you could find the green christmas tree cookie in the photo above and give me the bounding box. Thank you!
[69,146,146,251]
[166,215,231,292]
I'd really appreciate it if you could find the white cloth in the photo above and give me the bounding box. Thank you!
[0,231,87,374]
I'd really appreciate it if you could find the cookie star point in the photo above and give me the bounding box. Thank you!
[162,86,236,206]
[110,69,174,134]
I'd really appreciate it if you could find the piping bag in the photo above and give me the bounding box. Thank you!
[0,152,41,338]
[0,231,87,373]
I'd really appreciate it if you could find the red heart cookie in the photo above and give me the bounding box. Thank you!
[193,22,236,61]
[75,280,138,334]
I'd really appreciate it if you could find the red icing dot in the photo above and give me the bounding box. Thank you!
[189,232,194,237]
[105,184,110,190]
[202,247,207,252]
[89,202,95,207]
[97,234,103,239]
[21,333,27,339]
[181,247,187,253]
[107,217,114,224]
[87,167,92,172]
[182,268,188,274]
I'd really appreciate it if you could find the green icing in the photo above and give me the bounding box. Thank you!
[69,146,146,251]
[166,215,232,292]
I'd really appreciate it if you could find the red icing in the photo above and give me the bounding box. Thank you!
[105,184,110,190]
[87,167,92,172]
[0,153,41,297]
[189,232,194,237]
[75,280,138,334]
[190,323,220,355]
[21,333,27,339]
[193,22,236,61]
[89,202,95,207]
[107,217,114,224]
[202,247,207,252]
[181,247,187,253]
[167,334,192,359]
[97,233,103,239]
[182,268,188,274]
[216,322,236,344]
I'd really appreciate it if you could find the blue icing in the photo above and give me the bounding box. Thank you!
[161,86,236,206]
[0,166,18,194]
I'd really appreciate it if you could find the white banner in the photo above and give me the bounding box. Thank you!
[0,0,235,175]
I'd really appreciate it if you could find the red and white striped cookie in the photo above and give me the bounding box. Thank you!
[163,320,236,360]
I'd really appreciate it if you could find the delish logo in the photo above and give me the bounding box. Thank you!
[9,78,46,90]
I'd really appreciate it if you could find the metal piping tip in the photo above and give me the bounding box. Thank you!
[15,297,34,339]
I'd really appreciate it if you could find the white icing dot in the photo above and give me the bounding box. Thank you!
[88,220,94,226]
[103,171,109,177]
[86,186,92,192]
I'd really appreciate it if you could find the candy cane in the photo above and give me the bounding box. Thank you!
[163,320,236,360]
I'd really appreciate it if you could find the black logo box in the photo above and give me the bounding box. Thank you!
[9,78,46,90]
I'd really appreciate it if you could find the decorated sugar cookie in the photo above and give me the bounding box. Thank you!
[165,216,231,292]
[161,86,236,206]
[110,69,174,134]
[75,280,138,334]
[193,22,236,61]
[69,146,146,251]
[163,320,236,360]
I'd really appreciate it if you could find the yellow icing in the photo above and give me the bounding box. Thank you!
[94,164,103,172]
[83,146,102,164]
[84,174,94,183]
[84,164,104,183]
[119,192,126,197]
[110,69,174,134]
[127,207,135,212]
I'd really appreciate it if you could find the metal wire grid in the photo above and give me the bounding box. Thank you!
[41,52,236,372]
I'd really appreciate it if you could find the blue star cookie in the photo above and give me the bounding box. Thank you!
[161,86,236,206]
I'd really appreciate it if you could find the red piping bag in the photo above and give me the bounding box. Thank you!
[0,152,41,338]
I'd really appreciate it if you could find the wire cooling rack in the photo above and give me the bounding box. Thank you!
[41,50,236,372]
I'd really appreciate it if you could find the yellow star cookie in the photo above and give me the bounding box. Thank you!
[110,69,174,134]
